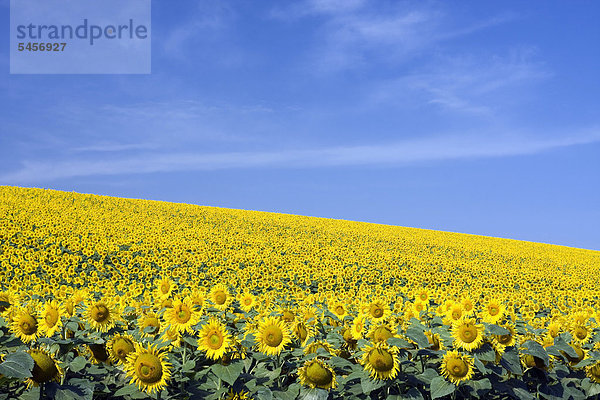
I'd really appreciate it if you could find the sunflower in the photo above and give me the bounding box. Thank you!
[238,292,257,313]
[189,289,207,310]
[292,321,314,345]
[365,299,391,322]
[86,299,117,332]
[298,359,337,390]
[209,284,232,311]
[125,344,171,394]
[586,361,600,384]
[482,299,505,324]
[329,300,349,320]
[493,324,516,347]
[197,317,231,360]
[440,351,474,384]
[138,312,161,337]
[570,324,591,345]
[10,307,40,343]
[461,298,475,315]
[546,321,562,338]
[443,303,464,325]
[452,318,484,351]
[279,308,296,324]
[87,343,111,364]
[350,315,366,340]
[107,334,136,365]
[163,297,198,334]
[304,340,335,356]
[361,343,400,380]
[26,348,63,388]
[161,328,183,350]
[225,388,251,400]
[40,300,64,338]
[155,276,175,300]
[367,322,396,343]
[425,331,444,351]
[256,316,292,356]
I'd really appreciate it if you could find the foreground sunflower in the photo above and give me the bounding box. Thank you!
[107,334,137,365]
[10,307,40,343]
[440,351,474,384]
[40,300,64,338]
[197,317,232,360]
[256,316,292,356]
[163,297,198,334]
[209,284,232,311]
[586,361,600,383]
[26,348,63,388]
[452,318,484,351]
[86,299,117,332]
[125,344,171,395]
[298,359,337,390]
[361,343,400,380]
[482,299,505,324]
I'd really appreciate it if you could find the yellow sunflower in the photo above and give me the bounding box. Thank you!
[303,340,335,356]
[361,343,400,380]
[209,283,232,311]
[26,348,63,388]
[40,300,64,338]
[493,324,516,347]
[86,299,117,332]
[350,315,367,340]
[256,316,292,356]
[586,361,600,384]
[107,334,137,365]
[425,331,444,351]
[238,292,257,313]
[10,307,40,343]
[197,317,231,360]
[292,321,314,346]
[482,299,505,324]
[367,322,396,343]
[163,297,198,334]
[138,312,161,337]
[155,276,175,300]
[298,359,337,390]
[440,351,474,384]
[125,344,171,394]
[365,299,391,322]
[570,324,591,345]
[329,300,349,320]
[452,318,484,351]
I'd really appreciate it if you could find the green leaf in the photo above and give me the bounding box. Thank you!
[552,336,578,358]
[512,387,535,400]
[182,359,196,372]
[361,376,384,394]
[274,384,301,400]
[500,349,522,375]
[430,376,455,400]
[588,383,600,397]
[521,340,549,366]
[211,361,244,386]
[485,324,509,335]
[114,385,138,397]
[0,351,33,379]
[69,356,87,373]
[402,387,424,400]
[416,368,439,384]
[329,356,353,369]
[406,325,429,348]
[473,343,495,363]
[388,337,414,348]
[300,388,329,400]
[257,387,273,400]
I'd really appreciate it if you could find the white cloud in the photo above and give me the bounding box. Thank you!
[2,128,598,184]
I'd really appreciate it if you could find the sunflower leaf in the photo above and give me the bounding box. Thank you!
[406,325,429,348]
[430,376,455,399]
[0,351,33,379]
[69,356,87,373]
[521,340,549,366]
[552,336,578,358]
[360,377,384,394]
[500,349,522,375]
[485,324,510,335]
[211,361,244,386]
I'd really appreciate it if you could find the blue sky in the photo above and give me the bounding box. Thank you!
[1,0,599,250]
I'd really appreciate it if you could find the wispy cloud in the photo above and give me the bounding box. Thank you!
[3,128,598,184]
[369,47,550,115]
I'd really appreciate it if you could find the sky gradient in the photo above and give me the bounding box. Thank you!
[1,0,599,250]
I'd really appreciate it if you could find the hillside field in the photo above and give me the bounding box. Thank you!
[1,186,599,399]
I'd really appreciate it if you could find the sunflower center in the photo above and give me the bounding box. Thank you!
[142,316,160,334]
[373,326,393,343]
[447,358,468,377]
[370,305,384,318]
[135,353,163,384]
[263,326,283,347]
[574,327,587,340]
[489,306,499,316]
[498,334,512,344]
[452,311,461,319]
[244,298,252,306]
[295,324,308,341]
[368,349,394,372]
[19,314,38,335]
[30,351,59,383]
[335,306,345,315]
[459,325,477,343]
[91,305,109,323]
[214,291,227,305]
[306,362,333,385]
[207,331,224,350]
[45,309,59,326]
[176,306,191,323]
[113,338,135,360]
[282,311,295,322]
[161,283,169,294]
[89,344,110,362]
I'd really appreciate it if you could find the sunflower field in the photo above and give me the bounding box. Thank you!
[1,187,600,400]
